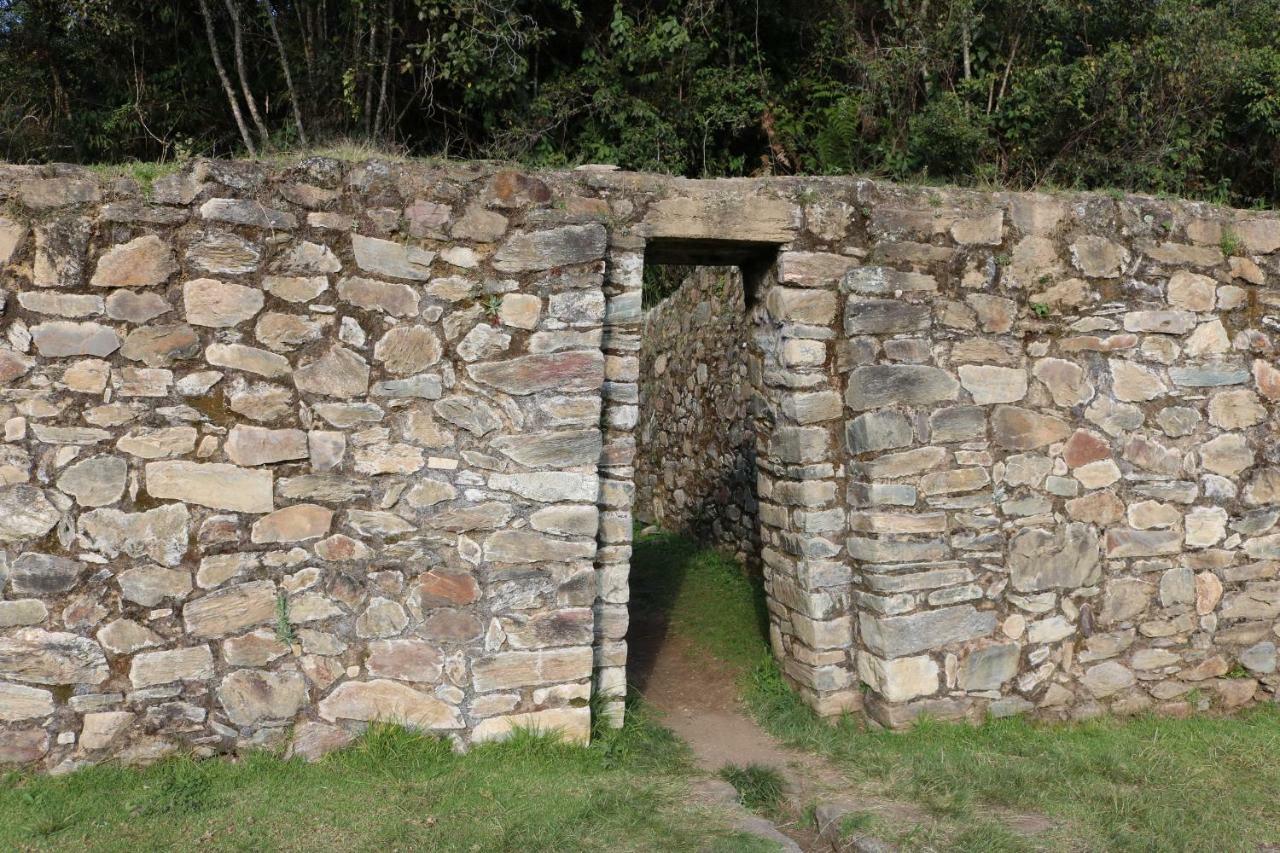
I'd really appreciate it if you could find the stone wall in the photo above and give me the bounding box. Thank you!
[635,267,758,565]
[0,160,618,769]
[1,159,1279,769]
[787,188,1280,726]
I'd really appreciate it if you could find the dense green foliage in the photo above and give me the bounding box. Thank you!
[1,1,1278,205]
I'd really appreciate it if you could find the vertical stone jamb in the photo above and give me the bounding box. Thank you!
[593,235,644,727]
[755,251,860,716]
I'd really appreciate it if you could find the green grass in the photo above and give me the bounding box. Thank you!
[631,527,1280,852]
[720,763,787,816]
[0,710,776,852]
[85,160,184,198]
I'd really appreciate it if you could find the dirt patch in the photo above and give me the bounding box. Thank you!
[630,613,826,847]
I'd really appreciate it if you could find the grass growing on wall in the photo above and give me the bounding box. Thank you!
[630,527,1280,852]
[0,713,774,853]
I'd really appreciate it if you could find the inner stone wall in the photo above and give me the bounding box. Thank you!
[2,158,1279,770]
[634,267,759,566]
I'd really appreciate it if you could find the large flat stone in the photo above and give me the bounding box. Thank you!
[183,278,265,327]
[1008,524,1101,591]
[31,321,120,357]
[78,503,190,566]
[200,198,296,229]
[10,553,84,595]
[373,326,441,375]
[336,276,420,317]
[225,426,308,466]
[490,430,602,467]
[117,564,192,606]
[218,670,307,725]
[859,606,996,658]
[351,234,434,280]
[845,365,959,410]
[0,486,60,543]
[129,645,215,688]
[991,406,1071,450]
[483,530,595,563]
[90,235,177,287]
[318,680,463,729]
[471,647,593,691]
[121,324,201,366]
[492,225,607,272]
[251,504,333,543]
[0,682,55,722]
[205,343,292,378]
[0,629,108,685]
[294,347,370,398]
[182,581,277,639]
[145,461,273,513]
[468,351,604,395]
[472,707,590,744]
[488,472,598,502]
[55,454,127,506]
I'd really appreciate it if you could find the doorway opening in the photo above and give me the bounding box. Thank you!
[627,239,779,703]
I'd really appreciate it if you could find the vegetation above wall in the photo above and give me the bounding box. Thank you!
[1,0,1277,207]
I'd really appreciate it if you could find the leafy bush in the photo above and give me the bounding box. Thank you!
[1,0,1277,207]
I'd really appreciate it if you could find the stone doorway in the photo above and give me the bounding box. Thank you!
[627,262,761,703]
[594,229,859,726]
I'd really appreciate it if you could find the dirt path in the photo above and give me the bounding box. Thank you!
[628,610,1057,851]
[629,615,826,847]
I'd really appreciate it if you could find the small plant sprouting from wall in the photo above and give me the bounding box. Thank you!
[1220,228,1244,257]
[275,593,297,649]
[482,294,503,324]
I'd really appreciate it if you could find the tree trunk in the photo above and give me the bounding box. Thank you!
[363,10,376,138]
[197,0,257,156]
[372,0,393,140]
[262,0,308,146]
[222,0,271,148]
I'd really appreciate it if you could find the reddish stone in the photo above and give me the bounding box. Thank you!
[486,171,551,207]
[1180,655,1229,682]
[1253,359,1280,401]
[1123,435,1182,476]
[467,351,604,395]
[0,728,48,764]
[1065,490,1125,525]
[1063,429,1111,468]
[414,569,480,607]
[0,349,34,383]
[314,534,371,562]
[419,609,483,642]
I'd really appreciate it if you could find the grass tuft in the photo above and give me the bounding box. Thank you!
[719,763,786,815]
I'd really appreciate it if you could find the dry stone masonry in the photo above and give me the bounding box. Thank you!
[0,159,1278,770]
[635,267,759,566]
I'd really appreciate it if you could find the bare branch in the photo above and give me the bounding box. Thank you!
[197,0,257,156]
[222,0,270,148]
[261,0,308,146]
[373,0,394,140]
